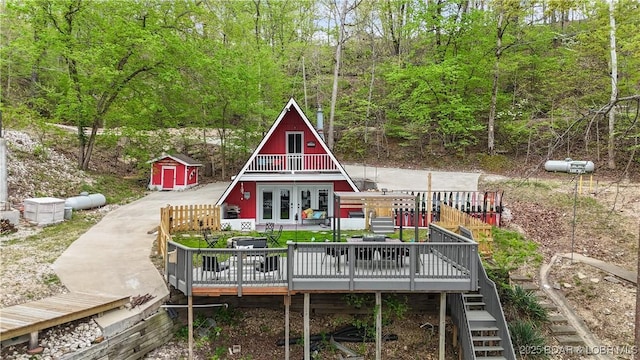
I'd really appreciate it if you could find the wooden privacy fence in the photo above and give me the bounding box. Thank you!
[436,204,493,256]
[157,204,220,259]
[363,190,503,228]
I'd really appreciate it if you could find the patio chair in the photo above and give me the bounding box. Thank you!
[255,255,280,279]
[266,225,283,247]
[321,246,344,265]
[352,246,374,268]
[380,247,408,267]
[202,255,229,280]
[202,228,220,248]
[263,222,275,233]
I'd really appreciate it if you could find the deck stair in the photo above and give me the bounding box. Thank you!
[370,217,395,234]
[463,292,507,360]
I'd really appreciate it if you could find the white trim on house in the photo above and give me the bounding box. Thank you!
[216,98,359,207]
[256,183,334,224]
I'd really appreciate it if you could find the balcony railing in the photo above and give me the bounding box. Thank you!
[245,154,339,173]
[165,225,478,296]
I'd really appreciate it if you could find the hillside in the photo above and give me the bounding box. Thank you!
[1,128,638,359]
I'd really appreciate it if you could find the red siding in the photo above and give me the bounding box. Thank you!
[175,163,186,185]
[150,158,200,189]
[186,167,198,185]
[334,180,360,218]
[260,112,326,155]
[151,163,163,186]
[224,181,257,219]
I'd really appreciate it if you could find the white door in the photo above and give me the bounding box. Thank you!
[259,186,294,223]
[286,132,303,171]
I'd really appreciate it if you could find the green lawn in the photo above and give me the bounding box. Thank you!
[172,228,429,248]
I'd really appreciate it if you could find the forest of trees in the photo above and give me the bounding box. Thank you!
[1,0,639,176]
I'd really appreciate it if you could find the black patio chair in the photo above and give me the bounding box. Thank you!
[202,255,229,279]
[352,246,374,268]
[263,222,275,233]
[202,228,220,248]
[321,246,345,265]
[266,225,283,247]
[380,247,408,267]
[255,255,281,279]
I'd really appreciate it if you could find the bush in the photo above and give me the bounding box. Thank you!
[503,285,548,324]
[510,320,548,359]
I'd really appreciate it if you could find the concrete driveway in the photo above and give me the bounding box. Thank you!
[343,164,480,192]
[51,166,479,333]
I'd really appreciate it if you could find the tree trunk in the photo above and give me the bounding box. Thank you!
[328,0,348,150]
[637,220,640,347]
[607,0,618,169]
[80,119,100,170]
[488,8,504,155]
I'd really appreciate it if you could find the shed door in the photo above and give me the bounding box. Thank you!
[162,167,175,189]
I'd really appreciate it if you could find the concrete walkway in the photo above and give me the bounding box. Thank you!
[52,182,231,335]
[560,253,637,284]
[51,166,480,335]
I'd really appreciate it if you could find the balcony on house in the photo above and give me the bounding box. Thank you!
[246,154,339,173]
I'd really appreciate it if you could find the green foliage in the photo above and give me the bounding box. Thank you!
[2,0,639,165]
[212,306,241,326]
[32,145,48,159]
[491,228,543,271]
[344,294,368,309]
[344,293,409,332]
[80,174,147,205]
[476,154,511,172]
[510,321,549,360]
[503,285,548,324]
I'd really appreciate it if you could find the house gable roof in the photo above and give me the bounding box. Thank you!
[216,98,359,206]
[147,153,203,166]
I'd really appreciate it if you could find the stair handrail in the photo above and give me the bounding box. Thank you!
[448,293,476,359]
[476,253,517,360]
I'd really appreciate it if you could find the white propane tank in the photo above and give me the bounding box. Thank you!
[544,158,595,173]
[65,192,107,210]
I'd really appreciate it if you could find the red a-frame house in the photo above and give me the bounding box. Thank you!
[215,98,359,228]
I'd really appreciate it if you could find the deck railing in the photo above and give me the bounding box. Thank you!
[245,154,339,173]
[477,254,516,359]
[166,224,478,296]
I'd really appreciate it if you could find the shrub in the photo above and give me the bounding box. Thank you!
[510,320,548,359]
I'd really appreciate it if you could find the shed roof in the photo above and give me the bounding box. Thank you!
[147,153,203,166]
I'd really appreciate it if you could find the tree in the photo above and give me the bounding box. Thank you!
[14,0,200,170]
[607,0,618,169]
[328,0,362,150]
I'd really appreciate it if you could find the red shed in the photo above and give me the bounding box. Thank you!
[147,154,203,191]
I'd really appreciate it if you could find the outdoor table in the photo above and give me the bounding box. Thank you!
[344,237,404,269]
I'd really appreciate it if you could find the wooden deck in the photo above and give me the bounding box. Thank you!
[167,226,479,297]
[0,292,130,341]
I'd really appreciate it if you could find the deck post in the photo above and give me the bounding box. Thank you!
[427,173,432,227]
[28,331,38,350]
[188,295,193,360]
[284,295,291,360]
[375,291,382,360]
[439,292,446,360]
[304,293,310,360]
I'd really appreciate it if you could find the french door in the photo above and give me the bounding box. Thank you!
[259,184,332,224]
[259,186,293,223]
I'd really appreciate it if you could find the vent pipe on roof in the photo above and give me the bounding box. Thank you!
[316,105,325,141]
